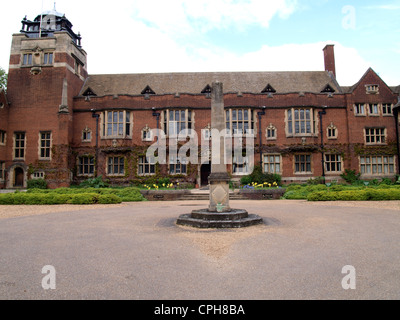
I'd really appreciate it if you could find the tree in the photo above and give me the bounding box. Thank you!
[0,67,7,91]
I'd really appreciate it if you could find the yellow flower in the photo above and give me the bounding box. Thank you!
[162,183,165,187]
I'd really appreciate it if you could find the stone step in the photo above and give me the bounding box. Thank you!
[178,194,248,201]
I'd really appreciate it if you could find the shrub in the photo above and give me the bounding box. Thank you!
[340,169,361,184]
[240,176,252,186]
[66,193,99,204]
[2,187,147,205]
[307,177,325,185]
[0,194,15,205]
[27,179,47,189]
[240,165,281,186]
[330,185,345,192]
[158,177,171,186]
[286,184,303,191]
[307,188,400,201]
[78,176,110,188]
[97,194,122,204]
[380,178,393,185]
[114,187,144,202]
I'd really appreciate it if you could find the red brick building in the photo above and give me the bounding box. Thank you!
[0,10,399,189]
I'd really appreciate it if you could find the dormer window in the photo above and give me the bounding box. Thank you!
[82,88,97,97]
[321,84,335,93]
[141,86,156,96]
[366,84,379,94]
[201,84,212,98]
[261,84,276,94]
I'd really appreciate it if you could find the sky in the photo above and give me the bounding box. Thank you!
[0,0,399,86]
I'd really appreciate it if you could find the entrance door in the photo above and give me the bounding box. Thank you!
[14,167,24,187]
[200,164,211,186]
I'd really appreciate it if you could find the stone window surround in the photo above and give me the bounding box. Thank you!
[106,155,125,176]
[38,131,52,161]
[138,155,156,176]
[324,153,343,173]
[364,127,387,145]
[285,107,318,138]
[266,123,277,140]
[359,155,396,176]
[82,126,92,142]
[100,110,133,140]
[13,132,26,161]
[294,153,313,174]
[77,155,95,177]
[262,153,282,174]
[326,122,338,140]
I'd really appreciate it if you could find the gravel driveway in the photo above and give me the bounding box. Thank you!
[0,200,399,300]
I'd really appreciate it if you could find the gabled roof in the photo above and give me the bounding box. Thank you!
[390,85,400,94]
[343,67,394,94]
[78,71,342,97]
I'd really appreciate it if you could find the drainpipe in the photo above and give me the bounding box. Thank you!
[394,100,400,175]
[91,110,100,177]
[152,108,161,136]
[318,107,327,182]
[257,106,266,167]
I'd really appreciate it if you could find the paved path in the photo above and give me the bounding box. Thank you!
[0,200,399,300]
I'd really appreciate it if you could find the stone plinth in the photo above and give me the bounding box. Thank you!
[177,209,264,229]
[176,81,264,229]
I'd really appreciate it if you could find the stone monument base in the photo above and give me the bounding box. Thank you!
[176,209,264,229]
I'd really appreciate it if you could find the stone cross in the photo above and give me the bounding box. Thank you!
[208,81,231,212]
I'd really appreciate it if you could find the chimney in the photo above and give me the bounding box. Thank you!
[323,44,336,78]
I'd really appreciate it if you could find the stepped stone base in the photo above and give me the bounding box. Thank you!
[176,208,264,229]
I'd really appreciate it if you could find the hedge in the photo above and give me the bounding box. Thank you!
[0,192,123,205]
[307,189,400,201]
[26,187,145,202]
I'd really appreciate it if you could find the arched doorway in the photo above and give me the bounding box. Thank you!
[200,164,211,187]
[14,167,24,187]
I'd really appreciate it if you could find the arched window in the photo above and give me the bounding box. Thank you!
[266,123,277,140]
[327,122,338,139]
[141,125,153,141]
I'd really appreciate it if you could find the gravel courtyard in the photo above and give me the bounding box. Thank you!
[0,200,399,300]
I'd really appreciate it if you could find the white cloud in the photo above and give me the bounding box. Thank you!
[132,0,298,36]
[1,0,375,87]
